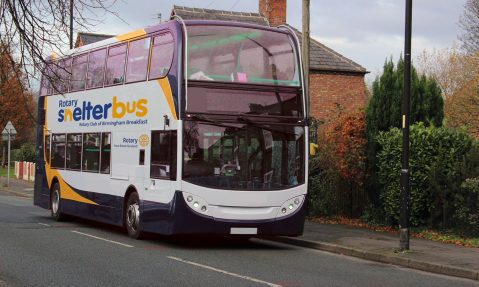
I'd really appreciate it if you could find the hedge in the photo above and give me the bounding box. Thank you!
[376,123,479,231]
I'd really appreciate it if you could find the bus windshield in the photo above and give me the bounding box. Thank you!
[183,121,305,190]
[187,25,300,86]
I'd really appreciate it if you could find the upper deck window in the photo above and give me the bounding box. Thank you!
[149,33,174,79]
[40,63,54,96]
[87,48,107,89]
[126,37,151,83]
[71,54,88,91]
[187,25,299,87]
[105,44,127,86]
[53,58,72,94]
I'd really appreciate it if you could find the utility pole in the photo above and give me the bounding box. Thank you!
[399,0,413,251]
[302,0,310,117]
[70,0,74,49]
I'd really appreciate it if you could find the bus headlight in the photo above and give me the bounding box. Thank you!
[277,195,305,218]
[183,192,209,214]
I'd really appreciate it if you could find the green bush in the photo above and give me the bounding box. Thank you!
[12,143,36,162]
[454,177,479,234]
[376,123,478,227]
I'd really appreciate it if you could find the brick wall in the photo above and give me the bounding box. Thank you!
[309,72,367,122]
[259,0,287,27]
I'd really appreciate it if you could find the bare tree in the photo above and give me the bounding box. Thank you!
[459,0,479,54]
[416,45,479,98]
[0,0,120,88]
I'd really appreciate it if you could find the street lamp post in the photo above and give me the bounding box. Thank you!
[302,0,310,117]
[400,0,413,251]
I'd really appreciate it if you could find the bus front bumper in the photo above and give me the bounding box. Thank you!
[140,190,306,236]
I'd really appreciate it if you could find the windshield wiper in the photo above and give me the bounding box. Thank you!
[188,114,242,129]
[237,115,298,135]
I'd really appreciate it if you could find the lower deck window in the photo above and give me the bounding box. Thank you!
[151,130,177,179]
[51,134,66,169]
[82,133,101,172]
[66,134,82,170]
[101,133,111,174]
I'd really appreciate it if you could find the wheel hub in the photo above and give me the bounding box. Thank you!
[127,203,140,231]
[52,189,59,214]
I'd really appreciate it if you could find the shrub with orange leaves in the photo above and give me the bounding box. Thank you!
[313,109,368,217]
[0,43,36,160]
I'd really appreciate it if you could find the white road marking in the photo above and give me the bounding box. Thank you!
[167,256,282,287]
[71,231,134,248]
[23,188,34,191]
[38,223,51,227]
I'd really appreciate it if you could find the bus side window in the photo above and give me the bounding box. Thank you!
[40,62,53,96]
[57,58,72,93]
[100,133,111,174]
[66,134,82,170]
[150,130,177,180]
[71,54,88,91]
[51,134,66,169]
[83,133,101,172]
[87,48,107,89]
[126,37,151,83]
[45,135,51,165]
[149,32,174,79]
[105,44,127,86]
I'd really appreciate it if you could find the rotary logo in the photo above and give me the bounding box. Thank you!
[139,134,149,147]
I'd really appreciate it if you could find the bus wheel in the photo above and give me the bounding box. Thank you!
[51,182,65,221]
[125,193,144,239]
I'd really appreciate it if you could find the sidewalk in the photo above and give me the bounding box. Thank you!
[0,177,34,198]
[272,221,479,281]
[1,177,478,281]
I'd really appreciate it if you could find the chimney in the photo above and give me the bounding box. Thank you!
[259,0,287,27]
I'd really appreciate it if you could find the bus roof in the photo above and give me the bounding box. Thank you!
[47,19,294,61]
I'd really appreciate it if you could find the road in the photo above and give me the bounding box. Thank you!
[0,191,478,287]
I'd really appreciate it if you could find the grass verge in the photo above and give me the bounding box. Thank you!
[0,166,15,178]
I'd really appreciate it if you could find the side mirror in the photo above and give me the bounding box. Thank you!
[309,143,318,156]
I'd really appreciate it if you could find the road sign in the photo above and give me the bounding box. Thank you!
[2,121,17,141]
[1,121,16,187]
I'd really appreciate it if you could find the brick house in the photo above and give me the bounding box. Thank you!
[74,32,114,48]
[76,0,368,122]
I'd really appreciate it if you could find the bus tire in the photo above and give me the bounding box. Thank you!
[125,192,144,239]
[51,182,65,221]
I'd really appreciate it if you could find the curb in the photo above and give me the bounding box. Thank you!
[267,236,479,281]
[0,188,33,198]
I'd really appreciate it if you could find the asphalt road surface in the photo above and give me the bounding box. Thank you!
[0,191,478,287]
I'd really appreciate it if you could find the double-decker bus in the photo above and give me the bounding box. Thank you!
[34,18,309,239]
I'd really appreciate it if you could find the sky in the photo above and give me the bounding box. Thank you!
[84,0,467,82]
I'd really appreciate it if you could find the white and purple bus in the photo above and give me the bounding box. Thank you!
[34,18,309,239]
